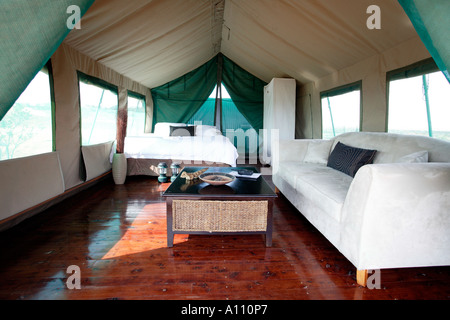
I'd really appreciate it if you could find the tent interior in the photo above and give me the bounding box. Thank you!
[0,0,449,229]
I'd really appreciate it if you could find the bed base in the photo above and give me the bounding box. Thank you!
[126,158,230,176]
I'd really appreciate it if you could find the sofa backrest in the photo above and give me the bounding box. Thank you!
[331,132,450,163]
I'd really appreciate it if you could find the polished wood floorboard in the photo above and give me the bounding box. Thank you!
[0,175,449,300]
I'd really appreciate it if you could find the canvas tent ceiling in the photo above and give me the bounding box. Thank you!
[63,0,419,89]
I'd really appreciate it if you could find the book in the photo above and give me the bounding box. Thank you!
[229,171,261,180]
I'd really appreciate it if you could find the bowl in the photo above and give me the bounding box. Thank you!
[199,172,236,186]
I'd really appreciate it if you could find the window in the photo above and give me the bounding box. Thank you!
[127,92,146,136]
[79,73,118,146]
[0,67,53,161]
[321,82,361,140]
[387,59,450,142]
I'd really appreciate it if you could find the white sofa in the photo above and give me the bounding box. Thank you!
[272,132,450,286]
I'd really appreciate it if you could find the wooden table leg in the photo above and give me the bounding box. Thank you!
[265,233,272,247]
[266,199,274,247]
[166,198,174,247]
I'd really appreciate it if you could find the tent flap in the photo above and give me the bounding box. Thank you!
[398,0,450,82]
[151,54,266,133]
[221,55,267,132]
[151,55,218,128]
[0,0,95,121]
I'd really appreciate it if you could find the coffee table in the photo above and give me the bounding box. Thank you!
[163,167,277,247]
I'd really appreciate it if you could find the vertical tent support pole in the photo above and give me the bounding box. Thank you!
[88,89,105,145]
[327,96,336,137]
[422,75,433,137]
[215,54,223,132]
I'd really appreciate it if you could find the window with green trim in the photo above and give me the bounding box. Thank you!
[387,59,450,142]
[127,91,146,136]
[0,66,53,160]
[320,82,361,140]
[79,73,118,146]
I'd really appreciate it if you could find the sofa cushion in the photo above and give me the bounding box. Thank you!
[278,162,353,223]
[277,161,304,190]
[303,140,334,164]
[327,141,377,177]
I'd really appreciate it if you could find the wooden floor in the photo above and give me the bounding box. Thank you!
[0,175,449,301]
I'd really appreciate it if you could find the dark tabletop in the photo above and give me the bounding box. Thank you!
[162,167,277,198]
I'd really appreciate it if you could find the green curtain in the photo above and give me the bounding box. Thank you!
[151,56,218,129]
[222,55,267,133]
[187,98,215,126]
[398,0,450,83]
[151,53,266,133]
[0,0,95,121]
[221,98,253,132]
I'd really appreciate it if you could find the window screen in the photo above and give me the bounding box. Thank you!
[78,73,118,146]
[0,66,53,160]
[387,59,450,142]
[320,82,361,140]
[127,91,146,136]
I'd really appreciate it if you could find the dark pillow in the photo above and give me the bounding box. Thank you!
[169,125,195,137]
[327,141,377,177]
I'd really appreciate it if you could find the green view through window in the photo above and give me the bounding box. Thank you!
[387,60,450,142]
[79,73,118,146]
[321,82,361,140]
[127,92,146,136]
[0,69,53,161]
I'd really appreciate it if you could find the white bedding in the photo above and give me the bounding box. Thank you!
[124,134,239,167]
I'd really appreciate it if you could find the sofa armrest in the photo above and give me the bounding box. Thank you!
[340,163,450,270]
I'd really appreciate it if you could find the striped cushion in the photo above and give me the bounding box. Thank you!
[327,142,377,177]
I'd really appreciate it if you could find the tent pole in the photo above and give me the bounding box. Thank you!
[422,75,433,137]
[215,54,223,131]
[88,89,105,144]
[327,96,336,137]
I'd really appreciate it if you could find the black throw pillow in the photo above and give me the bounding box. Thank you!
[169,125,195,137]
[327,141,377,177]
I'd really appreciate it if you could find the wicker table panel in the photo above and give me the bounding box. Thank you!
[163,166,277,247]
[172,200,268,232]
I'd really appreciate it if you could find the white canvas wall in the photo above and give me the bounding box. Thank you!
[51,43,153,190]
[0,152,65,222]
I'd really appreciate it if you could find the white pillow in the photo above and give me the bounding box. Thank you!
[195,125,222,136]
[303,140,334,164]
[154,122,186,137]
[397,150,429,163]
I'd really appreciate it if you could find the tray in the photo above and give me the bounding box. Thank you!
[199,172,236,186]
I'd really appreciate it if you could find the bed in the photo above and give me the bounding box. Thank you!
[123,123,239,176]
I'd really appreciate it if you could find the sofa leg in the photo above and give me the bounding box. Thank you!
[356,269,368,287]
